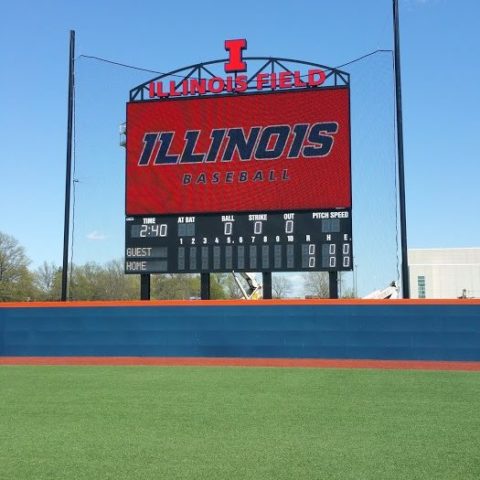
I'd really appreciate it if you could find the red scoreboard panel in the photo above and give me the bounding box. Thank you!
[126,87,351,216]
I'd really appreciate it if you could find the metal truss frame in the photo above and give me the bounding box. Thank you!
[129,57,349,101]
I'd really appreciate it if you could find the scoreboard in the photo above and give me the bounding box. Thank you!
[125,208,352,274]
[125,64,353,276]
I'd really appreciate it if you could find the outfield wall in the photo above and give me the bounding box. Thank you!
[0,300,479,360]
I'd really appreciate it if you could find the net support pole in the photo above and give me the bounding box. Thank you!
[61,30,75,301]
[393,0,410,298]
[262,272,272,299]
[140,274,151,300]
[329,271,338,299]
[201,273,210,300]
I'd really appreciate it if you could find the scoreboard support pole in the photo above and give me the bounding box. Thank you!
[263,272,272,299]
[201,273,211,300]
[329,271,339,299]
[140,274,151,300]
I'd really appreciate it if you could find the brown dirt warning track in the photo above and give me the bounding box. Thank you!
[1,357,480,371]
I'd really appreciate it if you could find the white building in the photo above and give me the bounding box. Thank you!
[408,248,480,299]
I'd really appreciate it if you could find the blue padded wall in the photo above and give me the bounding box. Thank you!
[0,303,479,360]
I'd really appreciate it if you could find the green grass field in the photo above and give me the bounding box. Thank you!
[1,366,479,480]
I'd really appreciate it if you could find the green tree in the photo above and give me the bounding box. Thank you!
[69,262,102,300]
[97,259,139,300]
[303,272,329,298]
[69,260,139,300]
[151,274,200,300]
[215,273,242,299]
[0,232,36,301]
[34,261,62,301]
[210,274,228,299]
[150,273,228,300]
[272,274,292,299]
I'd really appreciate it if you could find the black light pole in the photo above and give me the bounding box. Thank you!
[61,30,75,301]
[393,1,410,298]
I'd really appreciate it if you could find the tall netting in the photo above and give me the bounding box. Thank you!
[339,51,399,297]
[72,57,147,264]
[72,48,399,299]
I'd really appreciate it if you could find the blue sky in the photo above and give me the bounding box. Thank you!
[0,0,479,293]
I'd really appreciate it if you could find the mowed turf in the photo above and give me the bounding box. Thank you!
[1,366,479,480]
